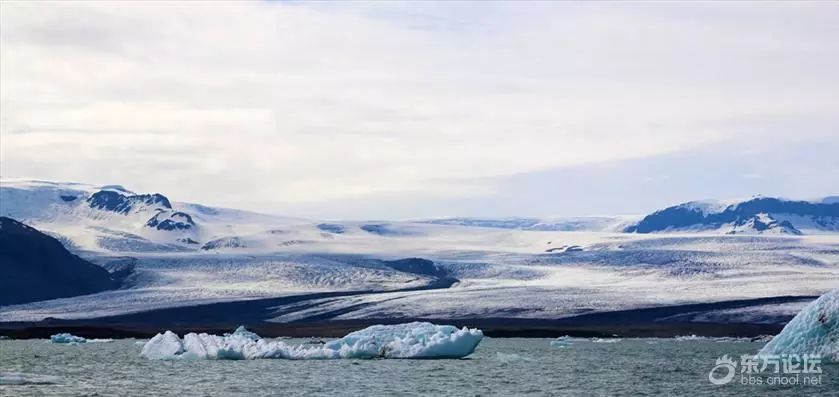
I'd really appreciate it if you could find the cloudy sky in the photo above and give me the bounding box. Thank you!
[1,1,837,219]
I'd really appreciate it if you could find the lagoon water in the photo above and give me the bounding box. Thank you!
[1,338,836,396]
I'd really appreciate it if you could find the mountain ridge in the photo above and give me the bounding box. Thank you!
[625,196,839,234]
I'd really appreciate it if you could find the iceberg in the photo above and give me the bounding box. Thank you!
[758,289,838,362]
[50,333,87,344]
[225,325,260,341]
[140,322,483,360]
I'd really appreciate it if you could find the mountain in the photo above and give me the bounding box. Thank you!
[2,179,838,258]
[625,196,839,234]
[0,217,121,305]
[0,179,307,253]
[0,180,838,329]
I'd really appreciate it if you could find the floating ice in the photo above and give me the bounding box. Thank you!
[50,333,87,344]
[140,322,483,360]
[550,336,574,348]
[674,335,706,342]
[590,338,621,343]
[226,325,260,341]
[758,289,838,362]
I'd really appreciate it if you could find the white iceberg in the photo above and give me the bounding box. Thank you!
[50,333,87,344]
[758,289,838,362]
[140,322,483,360]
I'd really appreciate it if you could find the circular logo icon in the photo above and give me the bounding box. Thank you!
[709,356,737,385]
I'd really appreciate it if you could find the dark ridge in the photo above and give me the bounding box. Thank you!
[0,217,121,305]
[0,295,812,339]
[317,223,346,234]
[626,197,839,233]
[201,236,245,250]
[100,258,136,286]
[59,195,77,202]
[87,190,172,214]
[360,224,413,236]
[145,211,195,231]
[383,257,449,278]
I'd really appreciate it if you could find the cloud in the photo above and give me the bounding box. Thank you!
[1,1,837,216]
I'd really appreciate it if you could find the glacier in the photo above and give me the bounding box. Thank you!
[140,322,483,360]
[758,289,838,362]
[2,178,838,326]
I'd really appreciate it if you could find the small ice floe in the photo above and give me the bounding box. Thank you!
[674,335,706,342]
[758,288,838,362]
[141,322,483,360]
[50,333,87,344]
[550,336,574,348]
[49,333,113,344]
[590,338,622,343]
[0,372,60,385]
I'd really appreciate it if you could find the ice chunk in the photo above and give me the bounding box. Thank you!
[50,333,87,344]
[226,325,260,341]
[758,289,838,362]
[140,322,483,360]
[140,330,184,359]
[550,336,574,347]
[590,338,621,343]
[674,334,706,342]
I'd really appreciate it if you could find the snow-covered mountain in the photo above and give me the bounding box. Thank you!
[625,196,839,235]
[2,179,838,326]
[2,180,838,256]
[0,179,313,253]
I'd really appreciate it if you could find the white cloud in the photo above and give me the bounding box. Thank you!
[1,1,837,216]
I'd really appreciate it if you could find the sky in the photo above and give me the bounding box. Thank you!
[1,1,837,219]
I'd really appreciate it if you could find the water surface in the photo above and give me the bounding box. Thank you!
[1,338,836,396]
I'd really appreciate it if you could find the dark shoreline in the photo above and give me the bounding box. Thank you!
[0,319,788,340]
[0,295,812,339]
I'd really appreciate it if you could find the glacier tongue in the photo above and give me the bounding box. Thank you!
[140,322,483,360]
[758,289,838,362]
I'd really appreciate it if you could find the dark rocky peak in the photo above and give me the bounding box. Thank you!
[626,196,839,234]
[87,190,172,214]
[145,210,195,231]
